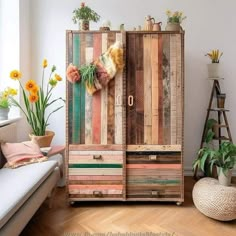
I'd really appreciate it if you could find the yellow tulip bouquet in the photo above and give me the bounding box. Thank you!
[9,59,64,136]
[205,49,223,63]
[0,87,17,109]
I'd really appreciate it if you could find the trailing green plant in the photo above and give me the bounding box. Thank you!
[80,64,96,87]
[72,2,100,23]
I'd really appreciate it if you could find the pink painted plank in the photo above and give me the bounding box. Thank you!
[92,33,102,144]
[69,155,123,160]
[69,185,123,190]
[126,164,181,169]
[69,175,123,181]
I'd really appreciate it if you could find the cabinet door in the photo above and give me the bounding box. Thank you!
[66,31,125,145]
[126,33,183,145]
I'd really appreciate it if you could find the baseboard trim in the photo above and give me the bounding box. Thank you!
[184,166,236,177]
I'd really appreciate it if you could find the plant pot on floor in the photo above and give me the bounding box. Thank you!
[29,130,55,148]
[217,167,232,186]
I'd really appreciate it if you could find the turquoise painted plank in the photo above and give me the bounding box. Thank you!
[72,33,81,144]
[69,164,123,168]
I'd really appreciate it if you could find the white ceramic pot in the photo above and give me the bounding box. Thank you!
[217,167,232,186]
[207,63,220,79]
[0,107,9,120]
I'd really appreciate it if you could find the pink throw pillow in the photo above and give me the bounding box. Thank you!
[1,141,47,168]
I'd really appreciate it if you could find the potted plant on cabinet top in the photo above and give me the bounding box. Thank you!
[72,2,100,31]
[165,10,186,31]
[9,59,64,147]
[0,87,17,120]
[205,49,223,79]
[193,141,236,186]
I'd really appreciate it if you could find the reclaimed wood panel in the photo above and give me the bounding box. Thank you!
[114,32,123,145]
[92,33,102,144]
[170,34,177,144]
[85,46,94,144]
[69,150,124,155]
[101,33,108,144]
[176,34,182,145]
[127,144,181,152]
[69,144,123,151]
[69,175,123,181]
[67,32,73,144]
[151,35,159,144]
[158,34,163,144]
[72,34,81,144]
[107,79,115,144]
[126,33,136,144]
[79,34,86,144]
[143,35,152,144]
[69,168,123,175]
[162,34,171,145]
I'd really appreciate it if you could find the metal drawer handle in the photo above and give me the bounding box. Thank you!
[149,155,157,160]
[116,94,122,106]
[151,190,159,196]
[93,155,102,160]
[93,191,102,197]
[128,95,134,106]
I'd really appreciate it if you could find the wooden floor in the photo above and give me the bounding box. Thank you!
[20,177,236,236]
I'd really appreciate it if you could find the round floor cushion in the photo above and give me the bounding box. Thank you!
[192,177,236,221]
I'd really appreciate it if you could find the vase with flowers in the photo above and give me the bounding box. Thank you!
[72,2,100,30]
[0,87,18,120]
[205,49,223,79]
[165,10,186,31]
[9,59,64,147]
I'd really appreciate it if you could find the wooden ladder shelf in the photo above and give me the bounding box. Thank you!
[194,79,233,178]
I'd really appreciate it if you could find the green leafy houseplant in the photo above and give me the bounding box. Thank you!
[193,141,236,178]
[166,10,186,24]
[9,59,64,136]
[72,2,100,23]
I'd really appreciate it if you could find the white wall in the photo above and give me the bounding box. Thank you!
[29,0,236,174]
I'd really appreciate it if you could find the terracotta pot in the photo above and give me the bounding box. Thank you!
[29,130,55,148]
[0,107,9,120]
[217,93,226,108]
[165,22,181,31]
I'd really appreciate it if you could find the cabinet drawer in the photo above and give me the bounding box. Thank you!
[68,150,124,199]
[127,152,182,199]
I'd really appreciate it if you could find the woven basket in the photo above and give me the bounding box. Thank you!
[192,177,236,221]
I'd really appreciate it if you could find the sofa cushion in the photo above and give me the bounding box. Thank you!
[0,160,58,229]
[1,141,47,168]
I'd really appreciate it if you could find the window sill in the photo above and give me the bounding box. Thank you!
[0,116,22,127]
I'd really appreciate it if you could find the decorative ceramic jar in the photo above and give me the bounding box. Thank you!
[79,20,90,31]
[0,108,9,120]
[207,63,220,78]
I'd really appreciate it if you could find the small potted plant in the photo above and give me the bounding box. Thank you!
[193,141,236,186]
[72,2,100,30]
[0,87,17,120]
[205,49,223,78]
[165,10,186,31]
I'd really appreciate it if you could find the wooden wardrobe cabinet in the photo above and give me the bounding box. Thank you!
[66,31,184,204]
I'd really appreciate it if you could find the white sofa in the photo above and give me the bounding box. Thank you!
[0,123,61,236]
